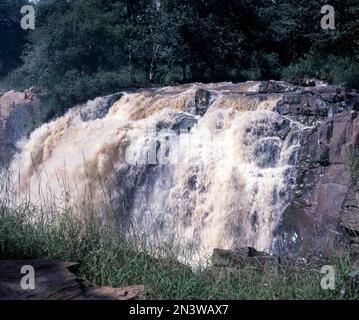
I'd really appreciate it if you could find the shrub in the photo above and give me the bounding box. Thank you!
[348,149,359,185]
[333,62,359,90]
[281,52,359,90]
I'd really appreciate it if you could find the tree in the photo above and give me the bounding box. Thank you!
[0,0,29,77]
[7,0,359,113]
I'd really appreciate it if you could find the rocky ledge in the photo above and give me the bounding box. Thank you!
[269,82,359,266]
[0,260,144,300]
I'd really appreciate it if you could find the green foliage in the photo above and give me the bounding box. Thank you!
[8,0,159,113]
[2,0,359,115]
[281,53,359,89]
[277,0,359,89]
[0,0,29,77]
[348,149,359,185]
[7,0,283,113]
[333,59,359,90]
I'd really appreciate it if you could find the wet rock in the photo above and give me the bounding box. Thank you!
[277,93,329,118]
[258,80,294,94]
[0,89,41,165]
[80,93,122,122]
[156,113,198,134]
[275,119,291,140]
[194,89,211,116]
[303,79,316,87]
[351,96,359,112]
[275,109,359,256]
[340,185,359,234]
[252,139,281,168]
[212,248,280,268]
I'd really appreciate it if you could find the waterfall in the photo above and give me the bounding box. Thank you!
[7,82,304,263]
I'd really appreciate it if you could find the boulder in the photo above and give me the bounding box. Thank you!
[0,90,28,121]
[303,79,316,87]
[194,89,211,116]
[80,93,122,122]
[156,112,198,134]
[0,260,144,300]
[258,80,294,94]
[212,248,280,269]
[85,285,145,300]
[0,89,41,165]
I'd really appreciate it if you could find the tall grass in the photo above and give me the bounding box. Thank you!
[0,171,358,300]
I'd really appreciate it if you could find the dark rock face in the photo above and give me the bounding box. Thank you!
[258,80,295,94]
[80,93,122,122]
[0,89,41,165]
[277,93,328,119]
[252,139,281,168]
[156,112,198,134]
[341,185,359,235]
[232,85,359,258]
[212,247,280,268]
[194,89,211,116]
[273,86,359,258]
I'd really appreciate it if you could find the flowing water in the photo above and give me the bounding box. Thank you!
[7,82,304,263]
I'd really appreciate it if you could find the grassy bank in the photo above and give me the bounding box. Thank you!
[0,201,358,300]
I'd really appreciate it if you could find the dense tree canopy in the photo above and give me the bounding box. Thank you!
[0,0,28,77]
[2,0,359,113]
